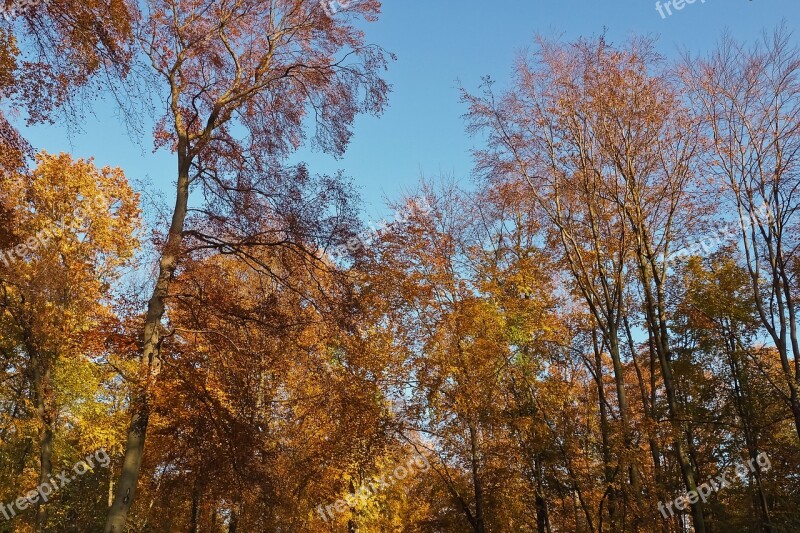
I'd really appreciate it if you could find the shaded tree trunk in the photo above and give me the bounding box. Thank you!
[725,333,772,532]
[534,455,551,533]
[228,506,238,533]
[592,329,615,530]
[189,472,202,533]
[624,314,664,486]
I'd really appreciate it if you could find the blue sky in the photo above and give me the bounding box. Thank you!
[13,0,800,220]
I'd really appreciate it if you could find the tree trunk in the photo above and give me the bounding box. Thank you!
[347,479,357,532]
[31,350,53,533]
[624,314,664,486]
[639,259,706,533]
[592,329,615,530]
[725,335,772,532]
[737,203,800,441]
[468,424,486,533]
[189,473,202,533]
[228,505,239,533]
[104,147,191,532]
[534,455,551,533]
[607,332,643,505]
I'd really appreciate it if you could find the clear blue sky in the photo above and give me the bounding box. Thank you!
[13,0,800,220]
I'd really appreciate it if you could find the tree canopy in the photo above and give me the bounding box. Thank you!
[1,4,799,532]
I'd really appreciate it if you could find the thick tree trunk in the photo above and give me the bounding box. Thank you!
[228,505,239,533]
[104,148,191,532]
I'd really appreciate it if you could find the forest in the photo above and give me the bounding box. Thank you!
[0,0,799,532]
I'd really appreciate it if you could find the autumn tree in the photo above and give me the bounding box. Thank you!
[0,0,136,175]
[0,152,139,531]
[122,240,390,530]
[683,27,800,442]
[463,49,651,528]
[104,1,390,529]
[464,36,711,532]
[670,250,781,531]
[357,181,568,531]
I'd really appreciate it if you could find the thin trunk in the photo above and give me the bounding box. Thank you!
[533,386,595,533]
[630,222,706,533]
[608,332,643,502]
[189,473,202,533]
[31,350,53,533]
[738,202,800,441]
[743,426,773,533]
[108,467,114,508]
[347,479,357,532]
[104,146,192,532]
[725,333,772,532]
[593,329,615,531]
[641,272,706,533]
[423,450,479,530]
[561,198,641,511]
[534,455,551,533]
[624,314,664,485]
[468,424,485,533]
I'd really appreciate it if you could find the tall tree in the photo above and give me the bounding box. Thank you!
[683,27,800,441]
[105,1,390,530]
[1,0,135,170]
[0,152,139,531]
[672,251,774,531]
[464,36,708,532]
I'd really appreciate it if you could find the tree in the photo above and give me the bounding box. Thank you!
[672,251,775,531]
[0,152,139,531]
[130,245,390,530]
[105,1,391,529]
[359,182,565,531]
[0,0,136,172]
[464,36,709,532]
[683,27,800,442]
